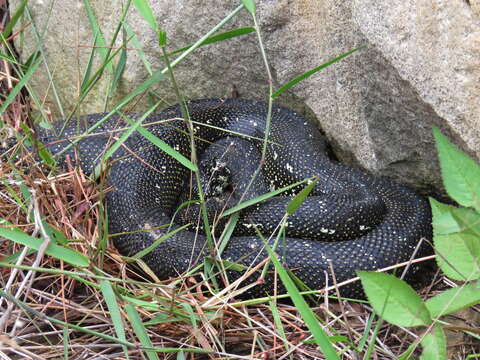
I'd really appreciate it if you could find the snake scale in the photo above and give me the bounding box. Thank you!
[41,98,432,298]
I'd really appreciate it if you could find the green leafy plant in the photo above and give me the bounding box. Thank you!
[358,127,480,359]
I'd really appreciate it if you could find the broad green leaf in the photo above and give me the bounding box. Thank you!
[0,226,89,267]
[272,46,366,98]
[132,0,158,31]
[425,283,480,318]
[357,271,432,327]
[430,198,480,236]
[451,207,480,237]
[242,0,256,15]
[420,324,447,360]
[125,304,160,360]
[221,179,308,217]
[286,178,318,215]
[263,243,340,360]
[100,280,129,359]
[434,231,480,281]
[168,27,255,55]
[430,198,464,235]
[433,127,480,212]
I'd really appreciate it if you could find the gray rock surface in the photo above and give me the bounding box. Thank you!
[10,0,480,193]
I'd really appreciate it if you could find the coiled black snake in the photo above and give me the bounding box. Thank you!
[41,98,432,298]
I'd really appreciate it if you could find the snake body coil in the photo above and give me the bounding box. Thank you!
[43,99,432,298]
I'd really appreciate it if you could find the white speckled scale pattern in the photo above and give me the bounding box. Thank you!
[40,98,432,298]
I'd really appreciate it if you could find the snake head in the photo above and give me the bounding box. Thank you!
[199,158,233,200]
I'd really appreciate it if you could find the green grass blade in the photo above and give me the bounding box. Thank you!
[70,2,244,136]
[0,226,89,267]
[76,39,132,107]
[0,52,19,63]
[272,46,366,99]
[221,178,309,217]
[123,296,162,311]
[58,68,163,154]
[218,212,240,255]
[181,303,198,330]
[167,27,255,55]
[132,0,158,31]
[269,299,290,352]
[158,29,167,47]
[21,5,66,119]
[82,0,113,72]
[397,342,418,360]
[467,354,480,360]
[99,280,130,359]
[242,0,256,15]
[125,115,198,171]
[80,33,100,92]
[1,181,27,213]
[0,56,42,116]
[93,102,162,177]
[0,288,135,346]
[3,282,210,355]
[262,241,340,359]
[62,327,69,359]
[129,223,191,260]
[166,4,245,70]
[92,68,163,121]
[286,178,318,215]
[125,304,160,360]
[122,21,153,74]
[1,0,28,39]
